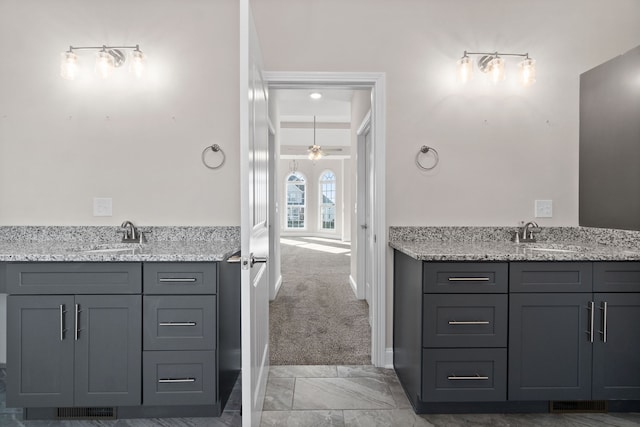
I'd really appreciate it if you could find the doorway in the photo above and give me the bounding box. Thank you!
[264,72,387,367]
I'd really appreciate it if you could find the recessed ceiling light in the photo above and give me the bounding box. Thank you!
[309,92,322,100]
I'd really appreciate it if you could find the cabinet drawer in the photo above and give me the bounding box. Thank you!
[423,294,507,348]
[143,263,216,294]
[143,351,216,406]
[6,262,141,294]
[143,295,216,351]
[594,262,640,292]
[510,262,592,292]
[422,348,506,402]
[423,263,508,293]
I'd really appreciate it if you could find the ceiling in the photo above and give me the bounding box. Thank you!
[275,88,368,159]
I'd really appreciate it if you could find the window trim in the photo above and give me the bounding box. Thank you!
[285,171,307,230]
[318,169,337,232]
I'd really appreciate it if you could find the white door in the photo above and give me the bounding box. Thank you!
[364,126,374,318]
[240,3,269,427]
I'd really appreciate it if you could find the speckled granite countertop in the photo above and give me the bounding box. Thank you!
[0,226,240,262]
[389,226,640,262]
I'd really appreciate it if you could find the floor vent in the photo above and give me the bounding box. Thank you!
[550,400,608,413]
[56,407,116,419]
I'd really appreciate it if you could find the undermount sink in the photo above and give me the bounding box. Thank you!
[517,243,589,253]
[73,243,143,254]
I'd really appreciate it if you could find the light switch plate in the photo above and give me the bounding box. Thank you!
[535,200,553,218]
[93,197,113,217]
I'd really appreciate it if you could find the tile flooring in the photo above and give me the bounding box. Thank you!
[2,366,640,426]
[261,365,640,427]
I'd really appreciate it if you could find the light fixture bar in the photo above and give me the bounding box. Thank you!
[463,50,530,59]
[67,44,141,51]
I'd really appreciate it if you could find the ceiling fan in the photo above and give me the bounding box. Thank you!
[307,115,343,160]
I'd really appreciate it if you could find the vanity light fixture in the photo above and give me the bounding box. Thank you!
[457,51,536,86]
[60,44,145,80]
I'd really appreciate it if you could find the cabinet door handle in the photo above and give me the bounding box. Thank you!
[159,322,197,327]
[158,378,196,383]
[447,277,490,282]
[448,320,490,325]
[447,374,489,381]
[159,278,197,283]
[587,301,594,343]
[74,304,80,341]
[59,304,66,341]
[600,301,608,343]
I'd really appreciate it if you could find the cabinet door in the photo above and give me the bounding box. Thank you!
[74,295,142,406]
[6,295,74,407]
[592,293,640,399]
[508,293,593,401]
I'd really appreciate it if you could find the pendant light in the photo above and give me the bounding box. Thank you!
[308,116,324,161]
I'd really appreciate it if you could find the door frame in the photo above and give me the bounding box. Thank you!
[263,71,387,367]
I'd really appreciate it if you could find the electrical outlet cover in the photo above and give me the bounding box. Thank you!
[93,197,113,217]
[535,200,553,218]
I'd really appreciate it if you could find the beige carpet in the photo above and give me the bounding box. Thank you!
[269,237,371,365]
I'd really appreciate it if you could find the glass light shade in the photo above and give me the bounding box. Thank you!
[95,50,114,79]
[489,57,505,83]
[456,56,473,83]
[60,51,78,80]
[130,50,145,78]
[308,146,324,160]
[519,58,536,86]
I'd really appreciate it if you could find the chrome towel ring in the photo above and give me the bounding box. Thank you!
[415,145,439,170]
[201,144,226,169]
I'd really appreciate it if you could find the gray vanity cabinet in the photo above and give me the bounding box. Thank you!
[6,262,142,409]
[508,293,593,401]
[592,293,640,400]
[7,294,141,408]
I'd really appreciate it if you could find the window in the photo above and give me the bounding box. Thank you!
[319,170,336,230]
[286,172,306,229]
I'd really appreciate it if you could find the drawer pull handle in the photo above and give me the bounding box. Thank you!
[59,304,66,341]
[447,277,490,282]
[159,278,197,283]
[158,378,196,383]
[447,374,489,381]
[448,320,490,325]
[159,322,197,327]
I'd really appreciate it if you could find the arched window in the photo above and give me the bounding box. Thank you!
[286,172,306,229]
[319,170,336,230]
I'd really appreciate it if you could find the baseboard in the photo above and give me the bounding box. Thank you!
[384,348,394,369]
[349,275,358,297]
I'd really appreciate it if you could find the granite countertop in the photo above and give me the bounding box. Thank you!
[0,240,240,262]
[389,226,640,262]
[0,226,240,262]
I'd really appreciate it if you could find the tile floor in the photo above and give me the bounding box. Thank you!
[2,366,640,426]
[261,365,640,427]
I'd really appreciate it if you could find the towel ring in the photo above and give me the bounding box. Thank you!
[415,145,439,171]
[201,144,226,169]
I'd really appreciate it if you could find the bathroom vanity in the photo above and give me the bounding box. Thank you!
[0,227,240,420]
[390,227,640,414]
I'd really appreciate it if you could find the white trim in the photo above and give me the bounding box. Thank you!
[349,274,358,298]
[264,71,386,368]
[384,348,394,369]
[356,110,372,135]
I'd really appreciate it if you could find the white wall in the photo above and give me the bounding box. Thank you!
[252,0,640,348]
[252,0,640,228]
[279,158,347,239]
[0,0,240,226]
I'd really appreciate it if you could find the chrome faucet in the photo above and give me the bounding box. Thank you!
[513,221,540,243]
[121,220,145,243]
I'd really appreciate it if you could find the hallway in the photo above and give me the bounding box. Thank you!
[270,237,370,365]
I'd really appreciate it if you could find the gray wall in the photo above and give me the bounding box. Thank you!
[579,44,640,230]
